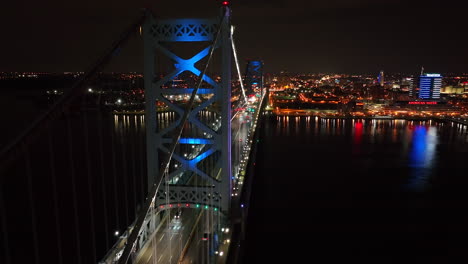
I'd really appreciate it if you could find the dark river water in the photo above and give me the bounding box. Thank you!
[3,88,468,264]
[243,115,468,263]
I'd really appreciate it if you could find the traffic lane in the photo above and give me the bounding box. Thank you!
[181,215,210,264]
[232,122,250,178]
[134,209,199,264]
[134,213,168,263]
[181,210,224,264]
[152,210,199,264]
[136,111,252,264]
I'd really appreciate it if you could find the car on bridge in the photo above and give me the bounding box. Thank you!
[174,209,182,220]
[201,232,219,257]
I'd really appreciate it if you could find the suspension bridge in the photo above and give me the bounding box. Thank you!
[0,2,266,264]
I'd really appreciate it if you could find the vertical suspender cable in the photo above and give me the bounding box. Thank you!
[131,115,138,215]
[165,167,170,262]
[152,190,157,264]
[121,113,130,224]
[139,115,146,204]
[66,118,82,264]
[83,105,97,262]
[216,151,221,246]
[47,127,64,264]
[97,110,110,250]
[128,79,138,218]
[209,173,214,263]
[151,210,156,264]
[23,145,40,264]
[110,115,120,230]
[0,183,11,264]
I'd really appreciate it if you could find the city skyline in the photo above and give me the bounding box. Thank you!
[1,0,467,74]
[3,2,468,264]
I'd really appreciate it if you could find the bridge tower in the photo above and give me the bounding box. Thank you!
[144,5,232,215]
[245,60,264,97]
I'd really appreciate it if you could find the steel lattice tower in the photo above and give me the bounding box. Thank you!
[143,7,232,214]
[245,60,264,96]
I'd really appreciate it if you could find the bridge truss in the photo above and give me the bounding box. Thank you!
[112,5,234,264]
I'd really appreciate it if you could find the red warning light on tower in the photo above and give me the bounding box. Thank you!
[222,1,230,6]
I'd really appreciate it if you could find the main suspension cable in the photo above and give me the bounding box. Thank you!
[231,26,248,105]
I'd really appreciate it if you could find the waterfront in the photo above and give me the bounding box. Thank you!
[3,85,468,263]
[244,114,468,263]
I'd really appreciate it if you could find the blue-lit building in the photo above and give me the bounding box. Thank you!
[378,70,384,86]
[418,73,442,100]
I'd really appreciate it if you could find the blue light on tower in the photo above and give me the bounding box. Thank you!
[245,60,263,94]
[418,73,442,100]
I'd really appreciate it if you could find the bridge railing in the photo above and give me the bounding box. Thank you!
[99,199,158,264]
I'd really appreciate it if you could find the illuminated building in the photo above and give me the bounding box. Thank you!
[378,70,384,87]
[401,77,414,93]
[441,85,465,94]
[277,71,290,89]
[409,77,418,98]
[418,73,442,100]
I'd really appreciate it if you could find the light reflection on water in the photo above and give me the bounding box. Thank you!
[273,116,468,192]
[120,114,468,194]
[245,115,468,262]
[405,125,438,191]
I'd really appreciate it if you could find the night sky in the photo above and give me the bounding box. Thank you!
[1,0,467,74]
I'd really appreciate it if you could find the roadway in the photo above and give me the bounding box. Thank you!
[179,210,225,264]
[132,105,254,263]
[133,206,227,264]
[231,108,253,180]
[134,209,199,264]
